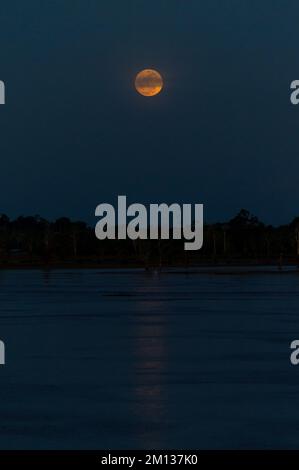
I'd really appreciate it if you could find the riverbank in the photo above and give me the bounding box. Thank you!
[0,259,298,273]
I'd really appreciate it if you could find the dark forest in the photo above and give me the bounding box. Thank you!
[1,209,299,268]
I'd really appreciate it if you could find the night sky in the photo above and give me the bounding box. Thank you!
[0,0,298,224]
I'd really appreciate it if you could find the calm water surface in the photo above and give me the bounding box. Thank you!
[0,268,299,449]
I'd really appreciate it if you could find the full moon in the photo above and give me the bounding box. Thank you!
[135,69,163,97]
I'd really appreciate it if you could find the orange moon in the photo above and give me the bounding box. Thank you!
[135,69,163,97]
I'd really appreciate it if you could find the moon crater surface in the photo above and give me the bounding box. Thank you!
[135,69,163,97]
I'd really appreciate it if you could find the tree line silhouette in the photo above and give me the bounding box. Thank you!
[0,209,299,268]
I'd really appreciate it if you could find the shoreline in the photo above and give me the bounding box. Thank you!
[0,261,298,274]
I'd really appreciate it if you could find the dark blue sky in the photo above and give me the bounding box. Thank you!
[0,0,298,224]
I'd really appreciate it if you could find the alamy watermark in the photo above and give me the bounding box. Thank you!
[95,196,204,251]
[290,340,299,365]
[0,341,5,365]
[290,80,299,105]
[0,81,5,105]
